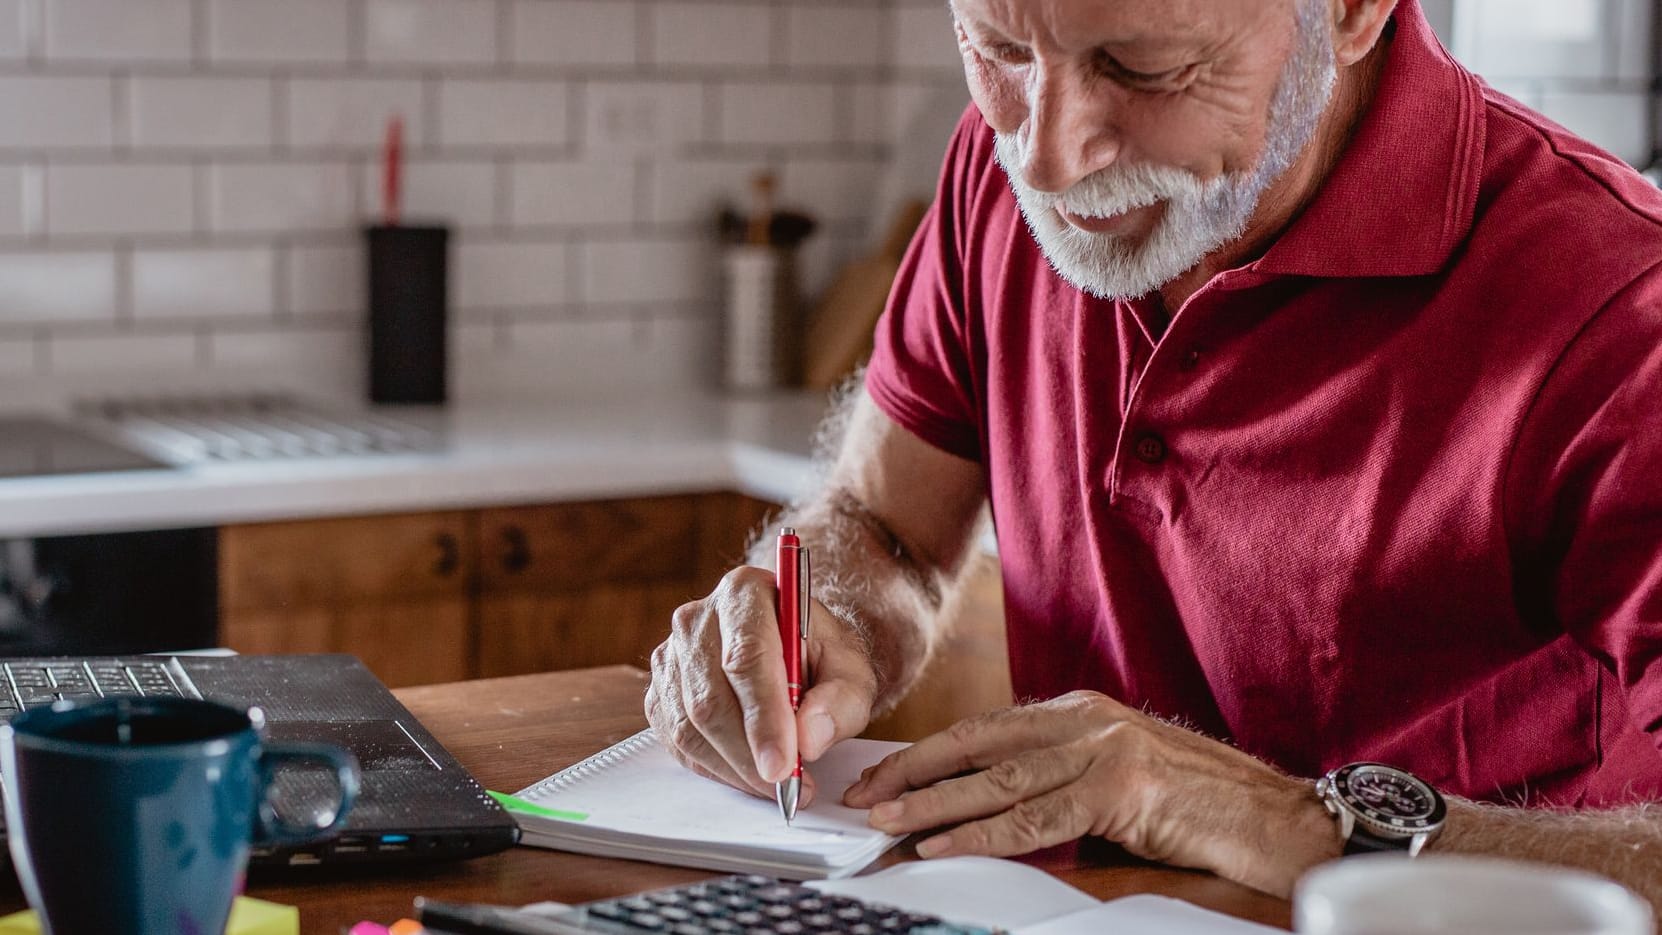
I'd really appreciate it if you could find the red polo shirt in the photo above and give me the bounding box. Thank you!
[866,0,1662,807]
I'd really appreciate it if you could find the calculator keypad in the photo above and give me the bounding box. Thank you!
[577,875,994,935]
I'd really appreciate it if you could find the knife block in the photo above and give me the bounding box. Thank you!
[365,224,449,405]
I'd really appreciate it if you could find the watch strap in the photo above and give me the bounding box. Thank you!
[1343,826,1407,855]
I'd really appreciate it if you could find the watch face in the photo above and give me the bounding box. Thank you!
[1334,763,1446,832]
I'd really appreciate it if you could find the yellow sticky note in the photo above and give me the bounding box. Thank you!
[228,896,300,935]
[0,896,297,935]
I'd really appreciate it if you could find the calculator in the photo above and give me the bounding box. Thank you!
[418,873,1001,935]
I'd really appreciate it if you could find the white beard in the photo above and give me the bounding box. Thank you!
[993,0,1338,300]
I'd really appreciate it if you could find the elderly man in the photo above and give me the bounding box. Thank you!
[647,0,1662,907]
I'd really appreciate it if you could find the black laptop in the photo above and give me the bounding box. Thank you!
[0,653,519,868]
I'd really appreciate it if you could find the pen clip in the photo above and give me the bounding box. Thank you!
[798,546,810,641]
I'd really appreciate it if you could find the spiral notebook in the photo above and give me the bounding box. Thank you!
[506,729,909,880]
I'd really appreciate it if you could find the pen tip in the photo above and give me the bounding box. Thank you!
[776,778,800,824]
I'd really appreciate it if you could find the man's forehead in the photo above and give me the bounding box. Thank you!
[949,0,1285,45]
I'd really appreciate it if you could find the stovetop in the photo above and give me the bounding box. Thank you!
[0,419,174,479]
[0,396,444,480]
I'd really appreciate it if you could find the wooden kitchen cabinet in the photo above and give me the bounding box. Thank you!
[220,511,473,610]
[473,497,700,678]
[219,511,475,688]
[218,493,779,688]
[475,584,691,676]
[472,494,777,678]
[221,600,473,688]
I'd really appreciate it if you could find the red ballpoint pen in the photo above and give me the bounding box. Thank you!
[775,528,809,824]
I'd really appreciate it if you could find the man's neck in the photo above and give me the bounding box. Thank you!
[1156,36,1392,313]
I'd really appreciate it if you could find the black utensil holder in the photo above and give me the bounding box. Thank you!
[365,224,449,405]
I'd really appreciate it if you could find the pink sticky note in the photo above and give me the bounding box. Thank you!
[349,923,391,935]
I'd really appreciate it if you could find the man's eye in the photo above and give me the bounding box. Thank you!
[1100,55,1190,87]
[982,42,1032,65]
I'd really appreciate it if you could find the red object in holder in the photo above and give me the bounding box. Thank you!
[775,528,805,785]
[382,115,403,227]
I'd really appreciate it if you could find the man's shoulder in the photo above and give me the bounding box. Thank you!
[939,104,1022,227]
[1468,87,1662,292]
[932,105,1044,278]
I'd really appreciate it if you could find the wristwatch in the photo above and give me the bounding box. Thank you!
[1316,762,1447,857]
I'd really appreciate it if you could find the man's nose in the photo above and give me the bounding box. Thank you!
[1020,66,1120,194]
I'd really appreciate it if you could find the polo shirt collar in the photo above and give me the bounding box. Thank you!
[1250,0,1486,280]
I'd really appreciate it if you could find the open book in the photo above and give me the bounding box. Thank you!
[505,729,909,880]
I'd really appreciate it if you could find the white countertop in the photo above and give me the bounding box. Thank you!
[0,393,830,538]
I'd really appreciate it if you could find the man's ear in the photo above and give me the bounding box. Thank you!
[1330,0,1398,67]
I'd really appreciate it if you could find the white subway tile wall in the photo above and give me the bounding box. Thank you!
[362,159,499,228]
[49,331,199,376]
[286,78,427,150]
[0,0,968,399]
[507,1,638,68]
[0,1,30,60]
[363,0,499,66]
[46,163,195,236]
[507,161,637,228]
[131,247,276,320]
[45,0,193,63]
[129,77,275,149]
[0,338,35,378]
[456,238,568,310]
[435,78,570,149]
[0,76,114,149]
[718,81,839,146]
[286,243,362,318]
[207,0,354,64]
[0,164,32,236]
[0,250,118,323]
[578,238,713,306]
[207,162,359,233]
[1446,0,1656,165]
[892,2,962,73]
[651,3,774,69]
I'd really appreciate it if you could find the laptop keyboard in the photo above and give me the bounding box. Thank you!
[0,659,196,722]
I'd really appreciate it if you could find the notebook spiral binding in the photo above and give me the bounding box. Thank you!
[526,729,657,799]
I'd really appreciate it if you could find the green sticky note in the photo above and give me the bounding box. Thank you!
[0,896,297,935]
[489,789,588,822]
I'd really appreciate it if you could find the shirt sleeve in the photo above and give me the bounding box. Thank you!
[863,107,988,463]
[1507,263,1662,743]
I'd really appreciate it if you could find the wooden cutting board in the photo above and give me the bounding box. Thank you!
[801,199,930,390]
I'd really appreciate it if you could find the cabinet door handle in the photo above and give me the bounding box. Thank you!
[434,531,461,577]
[501,526,531,574]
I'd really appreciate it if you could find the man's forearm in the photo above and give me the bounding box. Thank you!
[744,485,958,715]
[1434,798,1662,913]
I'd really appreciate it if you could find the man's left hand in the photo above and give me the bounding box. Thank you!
[843,691,1341,896]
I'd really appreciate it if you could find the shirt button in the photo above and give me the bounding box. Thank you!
[1179,348,1202,371]
[1134,433,1167,464]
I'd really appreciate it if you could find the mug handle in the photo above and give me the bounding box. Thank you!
[254,742,362,847]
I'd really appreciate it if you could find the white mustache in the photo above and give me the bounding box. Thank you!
[996,133,1206,225]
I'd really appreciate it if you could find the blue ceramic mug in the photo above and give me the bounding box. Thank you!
[0,696,360,935]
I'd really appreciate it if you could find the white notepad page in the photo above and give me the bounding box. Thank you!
[513,729,907,875]
[813,858,1281,934]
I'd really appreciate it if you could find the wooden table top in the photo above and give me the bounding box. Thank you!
[5,666,1295,932]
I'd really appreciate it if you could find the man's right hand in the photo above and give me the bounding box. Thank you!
[646,565,881,807]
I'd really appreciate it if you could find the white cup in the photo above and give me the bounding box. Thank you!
[1295,855,1653,935]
